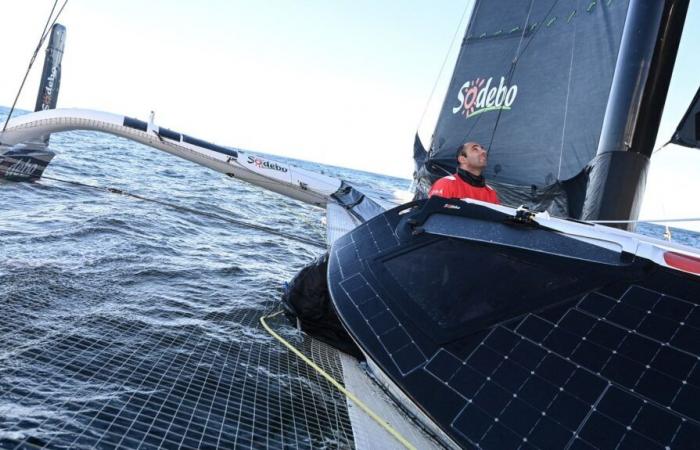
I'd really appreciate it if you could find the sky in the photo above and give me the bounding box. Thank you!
[1,1,699,230]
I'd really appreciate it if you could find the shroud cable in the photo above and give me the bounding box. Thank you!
[42,175,326,249]
[2,0,69,132]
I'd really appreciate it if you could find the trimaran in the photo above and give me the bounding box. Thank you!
[2,1,700,449]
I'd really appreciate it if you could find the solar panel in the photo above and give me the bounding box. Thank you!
[421,284,700,449]
[327,200,700,449]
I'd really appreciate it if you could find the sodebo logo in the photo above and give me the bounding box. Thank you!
[40,66,58,110]
[6,160,38,177]
[452,76,518,119]
[247,156,288,173]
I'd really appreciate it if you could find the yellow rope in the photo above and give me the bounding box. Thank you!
[259,311,417,450]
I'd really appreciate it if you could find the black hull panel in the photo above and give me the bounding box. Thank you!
[0,148,54,181]
[328,198,700,449]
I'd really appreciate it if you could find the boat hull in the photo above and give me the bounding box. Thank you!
[327,197,700,449]
[0,147,55,181]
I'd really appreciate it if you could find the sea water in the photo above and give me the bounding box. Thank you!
[1,106,698,448]
[0,107,409,448]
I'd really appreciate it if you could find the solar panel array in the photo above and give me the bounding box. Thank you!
[327,202,700,449]
[423,285,700,449]
[0,300,356,449]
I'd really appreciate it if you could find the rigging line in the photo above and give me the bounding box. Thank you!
[41,0,69,45]
[589,217,700,224]
[483,0,535,152]
[509,0,564,66]
[2,0,68,133]
[434,163,453,176]
[42,175,327,249]
[556,2,578,180]
[416,0,474,132]
[484,0,563,154]
[259,311,418,450]
[652,140,671,154]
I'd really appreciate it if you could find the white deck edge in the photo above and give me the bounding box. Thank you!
[339,353,450,450]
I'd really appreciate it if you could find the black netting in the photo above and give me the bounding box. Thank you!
[0,275,355,450]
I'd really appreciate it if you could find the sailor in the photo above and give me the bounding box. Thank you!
[429,142,500,204]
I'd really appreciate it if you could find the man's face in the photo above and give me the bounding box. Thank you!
[460,143,487,170]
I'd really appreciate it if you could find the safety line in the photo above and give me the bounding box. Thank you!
[416,0,473,132]
[259,311,417,450]
[42,175,326,249]
[589,217,700,224]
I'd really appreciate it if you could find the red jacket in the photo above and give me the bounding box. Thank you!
[429,174,500,204]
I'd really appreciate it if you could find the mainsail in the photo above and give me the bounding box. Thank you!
[415,0,688,224]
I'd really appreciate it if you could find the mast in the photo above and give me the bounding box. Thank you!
[35,24,66,113]
[581,0,689,228]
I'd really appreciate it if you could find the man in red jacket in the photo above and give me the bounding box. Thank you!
[429,141,500,204]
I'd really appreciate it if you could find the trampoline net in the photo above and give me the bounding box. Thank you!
[0,288,355,449]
